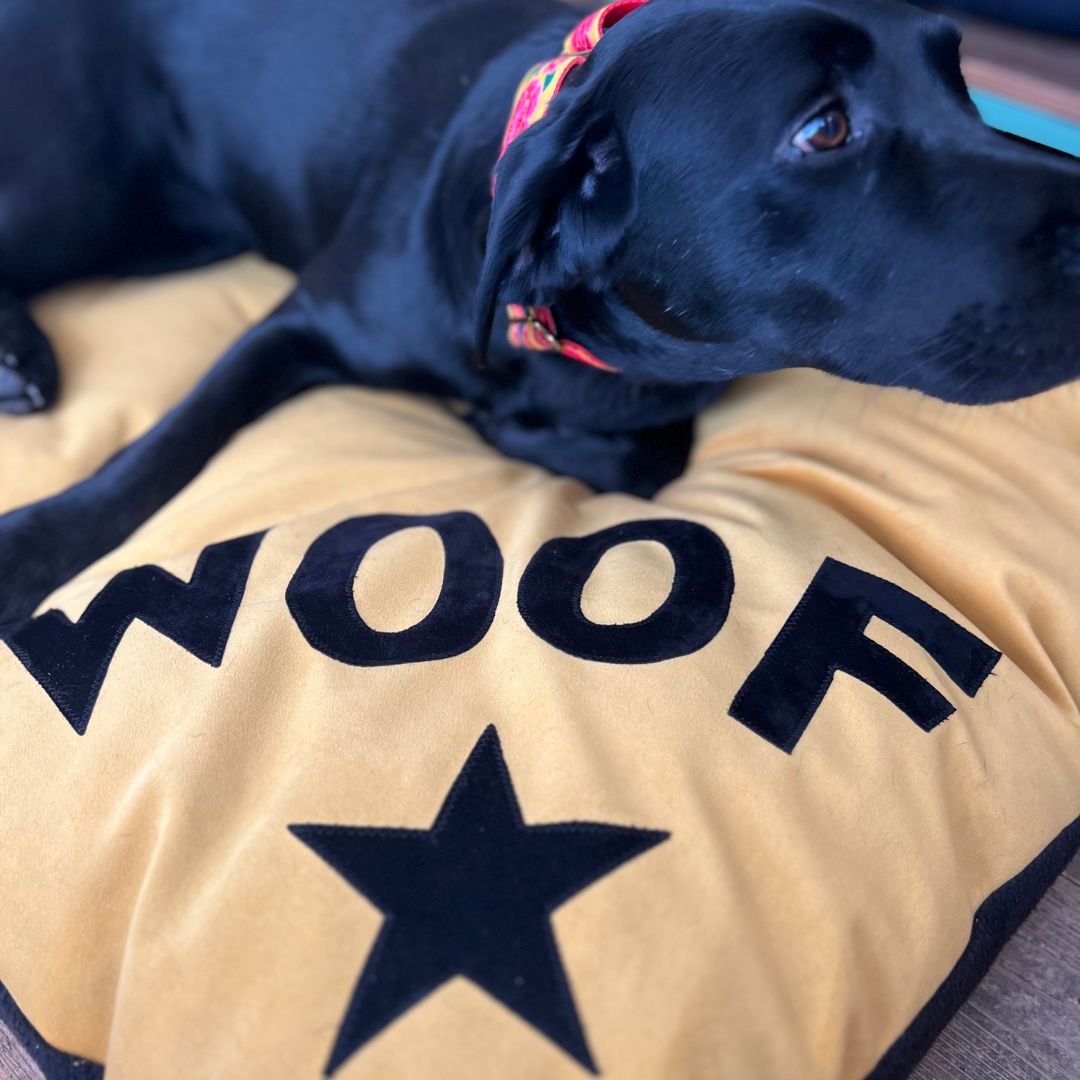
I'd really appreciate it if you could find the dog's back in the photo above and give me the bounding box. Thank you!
[0,0,569,285]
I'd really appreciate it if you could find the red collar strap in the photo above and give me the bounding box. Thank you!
[505,305,620,371]
[495,0,652,375]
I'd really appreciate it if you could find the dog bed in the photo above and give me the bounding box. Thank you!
[0,255,1078,1080]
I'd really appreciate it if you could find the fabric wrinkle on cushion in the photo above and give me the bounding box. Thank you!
[0,260,1077,1080]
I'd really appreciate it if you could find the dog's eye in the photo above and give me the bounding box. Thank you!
[792,109,849,153]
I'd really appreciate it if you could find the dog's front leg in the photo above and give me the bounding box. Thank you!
[0,296,345,627]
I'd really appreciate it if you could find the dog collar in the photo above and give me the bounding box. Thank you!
[495,0,651,375]
[505,304,619,371]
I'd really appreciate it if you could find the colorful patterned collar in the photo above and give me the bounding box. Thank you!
[495,0,652,375]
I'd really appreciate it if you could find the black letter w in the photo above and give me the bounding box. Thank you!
[4,532,265,735]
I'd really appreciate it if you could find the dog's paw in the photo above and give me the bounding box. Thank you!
[0,350,51,413]
[0,296,58,415]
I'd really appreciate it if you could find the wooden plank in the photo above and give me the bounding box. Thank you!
[960,56,1080,122]
[966,969,1080,1076]
[1062,851,1080,889]
[911,1008,1056,1080]
[912,853,1080,1080]
[0,1019,42,1080]
[1004,897,1080,1004]
[952,13,1080,93]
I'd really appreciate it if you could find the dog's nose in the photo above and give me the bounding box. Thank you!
[1055,223,1080,279]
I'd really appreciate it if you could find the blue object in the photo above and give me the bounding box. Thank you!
[971,89,1080,156]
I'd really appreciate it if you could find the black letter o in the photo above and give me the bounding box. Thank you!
[517,519,733,663]
[286,513,502,665]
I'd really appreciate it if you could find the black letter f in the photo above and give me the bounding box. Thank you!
[729,558,1000,753]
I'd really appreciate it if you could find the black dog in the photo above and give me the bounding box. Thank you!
[0,0,1076,626]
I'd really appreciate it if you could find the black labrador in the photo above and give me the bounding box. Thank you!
[0,0,1076,625]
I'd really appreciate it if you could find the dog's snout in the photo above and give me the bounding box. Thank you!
[1017,206,1080,289]
[1055,223,1080,279]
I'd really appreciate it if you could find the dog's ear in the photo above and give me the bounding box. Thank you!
[475,108,635,358]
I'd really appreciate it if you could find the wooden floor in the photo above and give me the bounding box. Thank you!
[910,852,1080,1080]
[1,852,1077,1079]
[0,1028,39,1080]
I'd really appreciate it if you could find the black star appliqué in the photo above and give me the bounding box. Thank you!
[290,726,668,1075]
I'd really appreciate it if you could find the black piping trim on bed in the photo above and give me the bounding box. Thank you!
[865,812,1080,1080]
[0,980,103,1080]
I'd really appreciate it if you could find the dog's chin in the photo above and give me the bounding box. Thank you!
[788,334,1080,408]
[912,364,1080,408]
[891,304,1080,406]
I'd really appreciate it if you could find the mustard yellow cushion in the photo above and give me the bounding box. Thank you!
[0,256,1077,1080]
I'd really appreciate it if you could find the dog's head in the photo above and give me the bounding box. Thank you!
[477,0,1080,403]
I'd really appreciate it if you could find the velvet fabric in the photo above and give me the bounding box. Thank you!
[286,513,502,667]
[728,557,1001,753]
[517,518,733,663]
[4,531,264,734]
[291,725,666,1075]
